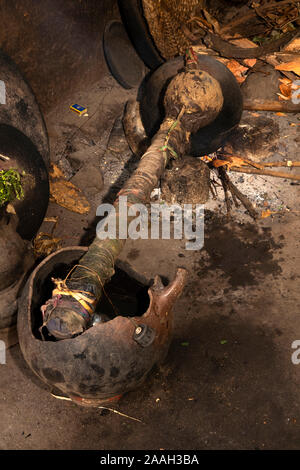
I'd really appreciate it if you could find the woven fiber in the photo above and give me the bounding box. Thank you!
[142,0,205,59]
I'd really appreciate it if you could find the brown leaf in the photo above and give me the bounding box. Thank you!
[34,232,61,257]
[275,58,300,76]
[218,59,249,83]
[212,156,251,169]
[203,9,220,34]
[277,92,290,101]
[212,159,230,168]
[49,163,90,214]
[283,38,300,53]
[279,82,292,98]
[230,38,258,48]
[279,77,292,85]
[244,58,257,68]
[50,163,64,179]
[261,209,276,219]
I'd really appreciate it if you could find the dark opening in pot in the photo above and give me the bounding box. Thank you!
[32,259,150,342]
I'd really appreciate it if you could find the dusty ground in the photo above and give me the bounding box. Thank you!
[1,0,300,451]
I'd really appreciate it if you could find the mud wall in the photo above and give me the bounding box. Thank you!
[0,0,119,112]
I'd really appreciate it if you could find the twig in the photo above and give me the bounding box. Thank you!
[230,187,240,208]
[219,155,300,170]
[97,406,144,424]
[51,393,72,401]
[209,179,219,199]
[218,167,232,217]
[50,393,144,423]
[227,179,258,219]
[220,0,299,34]
[187,16,212,31]
[230,166,300,181]
[243,99,300,113]
[261,161,300,167]
[203,30,296,59]
[218,167,258,219]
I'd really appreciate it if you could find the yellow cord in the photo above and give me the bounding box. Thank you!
[52,263,118,317]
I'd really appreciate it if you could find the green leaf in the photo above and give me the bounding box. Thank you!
[0,169,24,207]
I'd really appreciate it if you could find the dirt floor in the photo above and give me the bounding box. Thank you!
[1,0,300,451]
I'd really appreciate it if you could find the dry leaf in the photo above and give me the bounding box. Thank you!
[226,156,250,168]
[212,156,251,169]
[220,59,249,83]
[49,163,90,214]
[34,232,61,258]
[275,58,300,76]
[216,57,228,65]
[284,38,300,53]
[50,179,90,214]
[243,58,257,68]
[50,163,65,179]
[227,37,257,69]
[279,82,292,97]
[230,38,258,48]
[279,77,292,85]
[203,9,220,34]
[261,209,276,219]
[212,159,230,168]
[277,92,291,101]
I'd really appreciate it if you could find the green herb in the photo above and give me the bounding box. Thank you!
[0,169,24,207]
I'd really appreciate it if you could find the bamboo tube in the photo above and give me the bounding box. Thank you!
[68,119,184,298]
[41,118,187,339]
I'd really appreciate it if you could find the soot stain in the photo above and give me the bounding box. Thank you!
[198,217,283,288]
[127,248,140,261]
[16,99,29,118]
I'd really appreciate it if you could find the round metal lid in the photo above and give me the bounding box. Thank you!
[140,54,243,156]
[0,124,49,240]
[103,20,147,89]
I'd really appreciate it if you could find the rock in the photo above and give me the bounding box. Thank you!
[107,115,130,154]
[70,164,104,195]
[241,63,281,102]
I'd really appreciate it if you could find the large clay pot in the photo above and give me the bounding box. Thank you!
[18,247,186,406]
